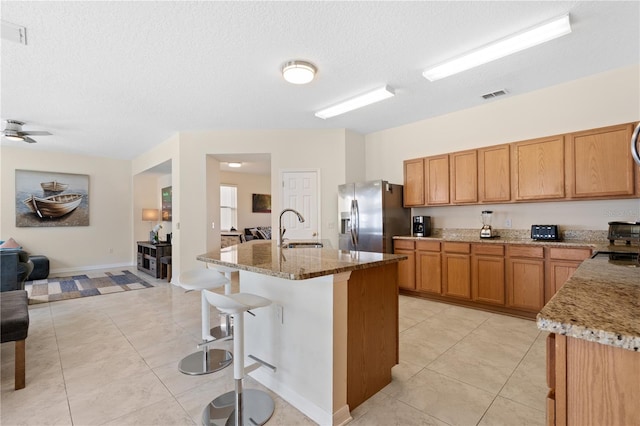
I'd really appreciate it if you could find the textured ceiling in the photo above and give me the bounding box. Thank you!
[1,1,638,160]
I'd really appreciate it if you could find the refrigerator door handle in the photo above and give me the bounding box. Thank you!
[350,200,357,247]
[353,199,359,247]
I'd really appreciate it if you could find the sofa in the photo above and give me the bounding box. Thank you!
[244,226,272,241]
[0,251,33,292]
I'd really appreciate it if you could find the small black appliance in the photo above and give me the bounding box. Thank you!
[413,216,431,237]
[531,225,560,241]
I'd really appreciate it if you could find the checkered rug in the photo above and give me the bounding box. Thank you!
[25,270,155,304]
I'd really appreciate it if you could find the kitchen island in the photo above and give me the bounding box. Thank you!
[197,240,406,426]
[537,252,639,425]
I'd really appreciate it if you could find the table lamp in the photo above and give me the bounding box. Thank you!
[142,208,159,242]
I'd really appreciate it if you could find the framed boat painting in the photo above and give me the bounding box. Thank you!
[15,170,90,227]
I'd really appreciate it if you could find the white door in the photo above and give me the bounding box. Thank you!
[281,170,319,241]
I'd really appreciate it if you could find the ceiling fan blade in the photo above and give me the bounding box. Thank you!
[20,130,51,136]
[22,136,37,143]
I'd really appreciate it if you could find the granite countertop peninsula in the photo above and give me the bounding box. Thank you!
[537,253,639,352]
[197,240,407,280]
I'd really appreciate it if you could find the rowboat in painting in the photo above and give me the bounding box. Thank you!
[40,181,69,192]
[23,193,83,218]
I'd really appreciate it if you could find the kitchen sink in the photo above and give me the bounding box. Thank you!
[284,241,324,249]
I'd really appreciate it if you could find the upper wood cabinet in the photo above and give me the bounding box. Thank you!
[450,150,478,204]
[566,123,636,198]
[478,144,511,202]
[403,158,425,207]
[426,154,450,205]
[512,135,566,201]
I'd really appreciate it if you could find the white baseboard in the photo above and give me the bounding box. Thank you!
[50,262,135,276]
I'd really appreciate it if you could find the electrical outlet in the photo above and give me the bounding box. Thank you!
[505,219,512,228]
[108,248,114,254]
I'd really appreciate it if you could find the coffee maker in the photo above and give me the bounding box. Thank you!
[413,216,431,237]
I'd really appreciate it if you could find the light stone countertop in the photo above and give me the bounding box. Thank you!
[536,254,639,352]
[197,240,407,280]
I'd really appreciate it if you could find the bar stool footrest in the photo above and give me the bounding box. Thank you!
[178,349,232,376]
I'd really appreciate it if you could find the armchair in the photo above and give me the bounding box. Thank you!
[1,250,34,292]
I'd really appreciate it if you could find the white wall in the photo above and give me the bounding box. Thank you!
[365,65,640,230]
[219,170,271,231]
[0,146,133,273]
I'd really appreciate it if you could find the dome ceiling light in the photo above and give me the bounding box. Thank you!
[282,60,317,85]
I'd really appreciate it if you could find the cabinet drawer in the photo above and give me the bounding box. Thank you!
[472,244,504,256]
[416,240,440,252]
[508,245,544,258]
[394,239,415,250]
[443,242,470,254]
[548,247,591,261]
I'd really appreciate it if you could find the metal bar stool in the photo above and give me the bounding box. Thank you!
[177,269,233,375]
[201,289,276,426]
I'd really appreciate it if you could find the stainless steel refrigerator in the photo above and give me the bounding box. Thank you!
[338,180,410,253]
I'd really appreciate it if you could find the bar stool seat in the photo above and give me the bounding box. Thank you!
[177,269,233,376]
[201,290,275,426]
[206,264,239,339]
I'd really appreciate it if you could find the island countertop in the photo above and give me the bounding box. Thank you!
[197,240,407,280]
[536,253,640,352]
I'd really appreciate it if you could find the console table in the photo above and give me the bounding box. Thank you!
[136,241,171,278]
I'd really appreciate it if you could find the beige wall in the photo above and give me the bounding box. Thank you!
[0,146,132,273]
[219,170,272,231]
[365,65,640,230]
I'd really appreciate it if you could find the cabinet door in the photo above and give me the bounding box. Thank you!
[567,123,636,198]
[442,253,471,299]
[425,154,450,205]
[416,251,442,294]
[395,249,416,290]
[403,158,425,206]
[512,135,565,200]
[507,258,545,311]
[546,261,580,304]
[478,144,510,202]
[450,150,478,204]
[472,255,505,305]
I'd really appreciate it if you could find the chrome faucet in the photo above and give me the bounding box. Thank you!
[279,208,305,247]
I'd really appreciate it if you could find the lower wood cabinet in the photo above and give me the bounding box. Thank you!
[547,333,640,425]
[442,243,471,299]
[397,239,591,318]
[546,247,592,303]
[471,244,505,305]
[507,245,545,312]
[394,240,415,290]
[416,241,441,294]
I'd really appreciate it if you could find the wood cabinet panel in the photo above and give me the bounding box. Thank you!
[472,254,505,305]
[394,239,415,250]
[509,245,544,258]
[403,158,425,206]
[513,136,565,200]
[416,240,440,251]
[426,154,450,205]
[442,253,471,299]
[564,336,640,425]
[478,144,511,202]
[507,257,545,312]
[472,244,505,256]
[443,242,471,254]
[395,249,415,290]
[546,261,579,304]
[566,123,636,198]
[450,150,478,204]
[548,247,592,261]
[417,251,442,294]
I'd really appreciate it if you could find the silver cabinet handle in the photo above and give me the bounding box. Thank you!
[631,122,640,166]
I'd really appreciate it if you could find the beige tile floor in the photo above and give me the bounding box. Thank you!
[1,268,546,425]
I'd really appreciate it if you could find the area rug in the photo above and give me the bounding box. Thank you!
[25,270,155,304]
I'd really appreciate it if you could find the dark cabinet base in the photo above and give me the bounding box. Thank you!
[136,241,171,278]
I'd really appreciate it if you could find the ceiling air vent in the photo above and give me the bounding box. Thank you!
[481,89,508,100]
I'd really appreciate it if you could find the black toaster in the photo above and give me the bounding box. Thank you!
[531,225,560,241]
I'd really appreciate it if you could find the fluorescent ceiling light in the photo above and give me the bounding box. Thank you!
[315,86,395,119]
[228,162,242,168]
[423,14,572,81]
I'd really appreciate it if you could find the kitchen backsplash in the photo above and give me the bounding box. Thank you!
[428,228,608,242]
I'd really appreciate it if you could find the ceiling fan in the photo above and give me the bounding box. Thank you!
[2,119,51,143]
